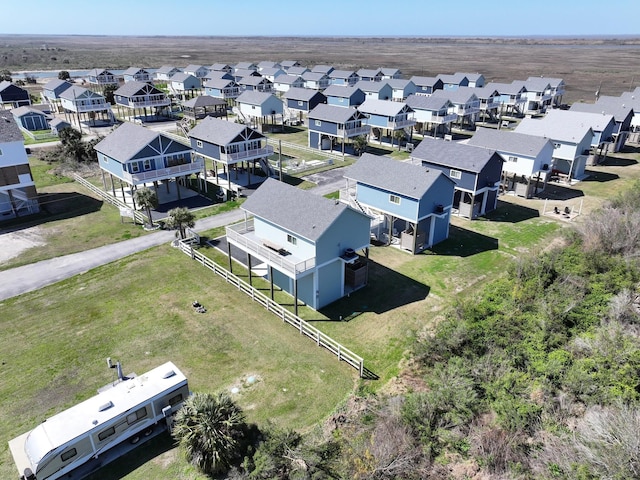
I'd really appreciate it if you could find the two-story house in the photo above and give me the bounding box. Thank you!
[324,85,366,108]
[283,88,326,122]
[189,116,274,195]
[235,91,283,126]
[0,81,31,109]
[329,70,360,87]
[467,127,555,198]
[342,153,455,253]
[114,81,170,119]
[411,137,503,219]
[41,79,73,112]
[273,75,305,95]
[430,88,480,127]
[60,86,114,126]
[122,67,152,83]
[155,65,182,82]
[410,76,444,96]
[95,122,200,206]
[354,81,392,101]
[357,98,415,145]
[307,104,369,155]
[0,114,39,219]
[515,114,593,182]
[405,94,458,137]
[203,78,242,102]
[570,97,634,152]
[87,69,119,89]
[302,72,331,90]
[225,178,371,312]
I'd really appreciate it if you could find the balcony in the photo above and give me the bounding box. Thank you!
[337,124,371,137]
[72,103,111,113]
[226,219,316,276]
[119,98,171,108]
[389,118,416,129]
[122,158,203,184]
[431,113,458,124]
[220,146,274,163]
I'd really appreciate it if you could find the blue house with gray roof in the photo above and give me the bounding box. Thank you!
[357,98,415,144]
[355,80,392,101]
[188,117,274,194]
[226,178,371,311]
[343,153,455,253]
[329,70,360,87]
[324,85,365,108]
[204,78,242,101]
[283,88,326,121]
[410,76,444,96]
[94,122,200,206]
[307,104,369,154]
[411,137,503,219]
[406,94,457,137]
[570,98,634,152]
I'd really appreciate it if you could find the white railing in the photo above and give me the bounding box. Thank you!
[266,138,345,162]
[176,239,365,377]
[220,146,274,162]
[72,174,148,224]
[337,124,371,137]
[432,113,458,124]
[389,118,416,129]
[226,220,316,275]
[122,158,204,183]
[71,103,111,113]
[128,98,171,107]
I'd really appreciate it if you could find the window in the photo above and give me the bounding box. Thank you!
[196,140,203,148]
[131,162,140,173]
[553,143,561,149]
[61,448,77,462]
[339,97,344,103]
[168,393,183,406]
[297,100,303,106]
[127,407,148,425]
[143,159,152,171]
[98,426,115,441]
[508,156,518,163]
[315,120,322,127]
[450,169,462,179]
[389,194,401,205]
[287,234,297,245]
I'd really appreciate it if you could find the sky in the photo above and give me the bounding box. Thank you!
[3,0,639,37]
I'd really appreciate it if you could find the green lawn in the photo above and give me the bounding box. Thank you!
[0,245,356,480]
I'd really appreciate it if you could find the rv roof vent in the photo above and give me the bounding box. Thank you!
[163,370,176,379]
[99,401,114,412]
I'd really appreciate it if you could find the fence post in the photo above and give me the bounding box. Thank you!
[337,345,341,362]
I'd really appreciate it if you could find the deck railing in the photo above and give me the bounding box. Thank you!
[176,239,365,377]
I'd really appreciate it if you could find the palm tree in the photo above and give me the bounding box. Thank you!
[353,135,368,156]
[166,206,196,239]
[172,392,247,476]
[133,187,157,228]
[393,129,406,151]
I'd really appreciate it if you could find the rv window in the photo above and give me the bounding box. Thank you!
[98,426,115,441]
[127,407,148,425]
[168,393,183,406]
[61,448,77,462]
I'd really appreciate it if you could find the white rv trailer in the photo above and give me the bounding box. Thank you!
[8,361,189,480]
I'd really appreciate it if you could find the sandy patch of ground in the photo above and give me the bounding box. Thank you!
[0,226,47,263]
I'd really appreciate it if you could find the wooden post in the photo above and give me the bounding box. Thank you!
[227,241,233,273]
[278,139,283,181]
[247,253,252,285]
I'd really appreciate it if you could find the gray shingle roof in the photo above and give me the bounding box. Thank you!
[204,78,237,89]
[405,94,451,111]
[10,106,48,118]
[514,113,592,143]
[274,75,303,85]
[345,153,448,200]
[330,70,357,79]
[312,65,334,74]
[513,78,551,92]
[456,72,483,82]
[260,67,284,76]
[409,76,440,87]
[283,87,325,102]
[182,95,227,109]
[209,63,232,71]
[241,178,350,242]
[59,86,103,101]
[156,65,180,74]
[357,68,381,77]
[431,88,478,105]
[308,104,362,123]
[358,98,411,116]
[483,82,525,95]
[323,85,362,98]
[354,80,389,93]
[94,122,158,160]
[412,137,500,173]
[386,79,413,89]
[287,67,309,76]
[544,109,614,132]
[0,114,23,143]
[236,91,276,106]
[437,73,468,85]
[467,127,553,157]
[115,81,163,97]
[301,72,328,81]
[570,98,634,123]
[171,72,197,83]
[380,68,401,76]
[188,116,253,145]
[49,118,70,128]
[42,79,73,92]
[122,67,148,76]
[239,76,271,87]
[527,76,564,88]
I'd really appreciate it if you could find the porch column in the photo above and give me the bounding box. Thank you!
[227,240,233,273]
[131,184,137,210]
[294,278,299,317]
[247,253,252,285]
[119,180,126,204]
[110,173,116,196]
[100,169,107,190]
[365,247,370,285]
[412,221,418,255]
[270,266,274,300]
